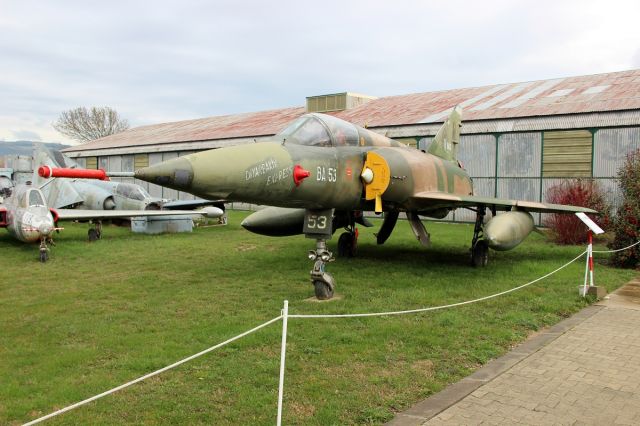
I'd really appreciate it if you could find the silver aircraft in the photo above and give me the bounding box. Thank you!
[34,145,225,214]
[0,182,203,262]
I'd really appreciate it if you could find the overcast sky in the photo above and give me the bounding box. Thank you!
[1,0,639,145]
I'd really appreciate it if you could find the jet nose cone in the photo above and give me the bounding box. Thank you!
[39,223,53,236]
[135,157,194,190]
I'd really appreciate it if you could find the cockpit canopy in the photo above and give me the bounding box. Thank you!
[29,189,45,207]
[27,189,46,207]
[116,183,151,201]
[277,113,359,147]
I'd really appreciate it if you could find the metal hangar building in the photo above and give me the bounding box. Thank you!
[63,69,640,221]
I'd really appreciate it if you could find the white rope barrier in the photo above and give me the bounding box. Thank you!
[23,316,283,426]
[27,239,640,424]
[289,251,588,319]
[592,239,640,253]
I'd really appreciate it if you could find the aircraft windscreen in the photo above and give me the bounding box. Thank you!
[315,113,359,146]
[278,116,332,147]
[136,187,151,201]
[116,183,147,201]
[28,190,45,207]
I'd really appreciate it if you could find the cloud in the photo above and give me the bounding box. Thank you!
[633,49,640,68]
[1,0,639,140]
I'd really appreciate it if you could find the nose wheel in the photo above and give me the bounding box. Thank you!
[39,237,49,263]
[309,239,336,300]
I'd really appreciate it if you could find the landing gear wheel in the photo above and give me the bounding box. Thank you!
[471,240,489,267]
[88,228,99,242]
[39,237,49,263]
[337,232,357,257]
[313,279,334,300]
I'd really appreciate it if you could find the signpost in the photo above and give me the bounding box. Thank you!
[575,213,605,297]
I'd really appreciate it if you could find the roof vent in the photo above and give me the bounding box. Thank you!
[306,92,376,113]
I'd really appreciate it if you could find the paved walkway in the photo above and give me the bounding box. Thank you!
[389,276,640,425]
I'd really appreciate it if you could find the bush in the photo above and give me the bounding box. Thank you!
[609,149,640,268]
[544,179,610,245]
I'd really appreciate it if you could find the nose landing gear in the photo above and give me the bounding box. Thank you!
[309,239,335,300]
[304,209,336,299]
[39,237,49,263]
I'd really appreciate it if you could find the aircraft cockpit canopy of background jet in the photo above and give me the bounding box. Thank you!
[28,189,46,207]
[116,182,151,201]
[278,113,359,147]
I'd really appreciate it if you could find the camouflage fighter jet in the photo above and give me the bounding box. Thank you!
[115,107,595,299]
[0,182,205,262]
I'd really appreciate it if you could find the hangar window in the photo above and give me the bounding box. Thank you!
[134,154,149,170]
[543,130,593,177]
[278,115,332,147]
[85,157,98,169]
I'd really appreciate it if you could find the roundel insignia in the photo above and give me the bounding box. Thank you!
[360,151,391,213]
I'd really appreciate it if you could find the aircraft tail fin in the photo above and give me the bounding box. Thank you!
[32,144,84,208]
[427,105,462,162]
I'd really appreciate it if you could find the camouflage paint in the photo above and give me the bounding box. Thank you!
[135,111,595,222]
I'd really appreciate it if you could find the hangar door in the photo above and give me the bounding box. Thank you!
[542,130,592,177]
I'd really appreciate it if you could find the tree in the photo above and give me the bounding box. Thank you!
[53,106,130,143]
[609,149,640,268]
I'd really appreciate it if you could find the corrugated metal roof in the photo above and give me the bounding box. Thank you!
[65,69,640,153]
[65,107,305,152]
[336,69,640,127]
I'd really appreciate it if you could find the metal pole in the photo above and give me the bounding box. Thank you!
[588,231,594,287]
[276,300,289,426]
[583,231,590,296]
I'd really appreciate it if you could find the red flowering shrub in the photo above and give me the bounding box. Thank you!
[609,149,640,268]
[544,179,610,245]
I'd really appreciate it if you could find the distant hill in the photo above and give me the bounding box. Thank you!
[0,141,71,157]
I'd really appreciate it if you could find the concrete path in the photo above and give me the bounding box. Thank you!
[389,276,640,425]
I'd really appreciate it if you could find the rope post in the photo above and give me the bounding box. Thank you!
[582,231,591,296]
[277,300,289,426]
[588,230,595,288]
[575,213,604,298]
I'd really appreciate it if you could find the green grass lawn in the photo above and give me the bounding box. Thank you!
[0,211,637,425]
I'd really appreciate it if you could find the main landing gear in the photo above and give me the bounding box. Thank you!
[337,221,358,258]
[309,239,336,300]
[88,220,103,242]
[470,206,489,267]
